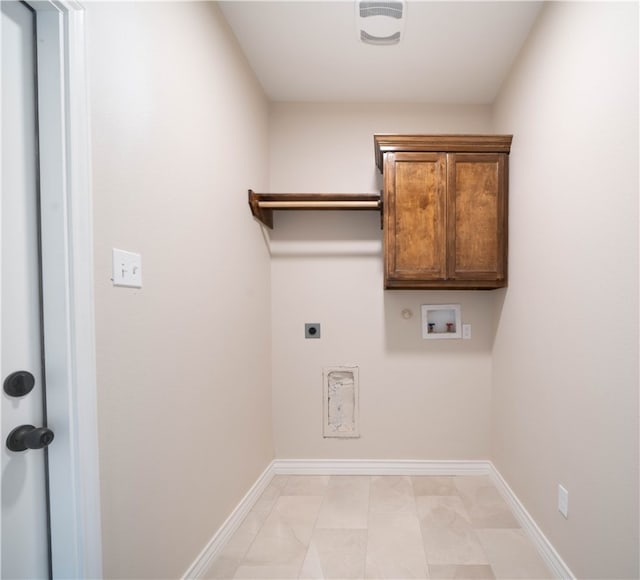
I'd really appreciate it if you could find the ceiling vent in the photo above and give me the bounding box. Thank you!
[356,0,405,46]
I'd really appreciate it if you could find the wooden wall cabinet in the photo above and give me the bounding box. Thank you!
[375,135,512,290]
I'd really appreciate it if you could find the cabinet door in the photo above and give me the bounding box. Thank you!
[447,153,507,283]
[384,152,447,284]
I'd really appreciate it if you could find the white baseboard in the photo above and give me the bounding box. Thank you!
[488,464,575,580]
[272,458,491,476]
[184,459,574,580]
[181,462,275,579]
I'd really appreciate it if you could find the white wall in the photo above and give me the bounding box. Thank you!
[87,3,273,577]
[491,3,639,578]
[269,103,498,459]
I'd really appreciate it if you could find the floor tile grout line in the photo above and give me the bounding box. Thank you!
[364,475,379,579]
[414,476,497,576]
[299,474,373,579]
[232,475,290,578]
[365,475,429,578]
[295,475,331,579]
[409,476,431,579]
[413,479,431,577]
[362,475,372,580]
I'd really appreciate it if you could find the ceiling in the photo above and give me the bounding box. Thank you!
[218,1,543,104]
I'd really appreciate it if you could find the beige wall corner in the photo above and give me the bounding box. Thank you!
[86,3,273,577]
[491,3,639,578]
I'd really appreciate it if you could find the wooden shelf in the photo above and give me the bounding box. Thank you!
[248,190,381,229]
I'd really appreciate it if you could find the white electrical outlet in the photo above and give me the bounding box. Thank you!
[112,248,142,288]
[558,484,569,518]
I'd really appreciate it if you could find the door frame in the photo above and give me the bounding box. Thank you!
[26,1,102,577]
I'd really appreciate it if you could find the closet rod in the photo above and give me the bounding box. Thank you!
[258,200,380,209]
[248,190,381,229]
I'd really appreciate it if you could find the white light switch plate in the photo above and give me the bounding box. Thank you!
[463,324,472,339]
[112,248,142,288]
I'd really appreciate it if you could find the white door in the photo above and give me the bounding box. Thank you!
[2,2,52,578]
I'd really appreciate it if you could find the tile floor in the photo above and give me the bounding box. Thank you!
[205,475,552,579]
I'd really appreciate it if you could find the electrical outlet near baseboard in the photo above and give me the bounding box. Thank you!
[558,484,569,518]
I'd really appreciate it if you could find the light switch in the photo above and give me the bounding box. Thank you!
[463,324,472,339]
[112,248,142,288]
